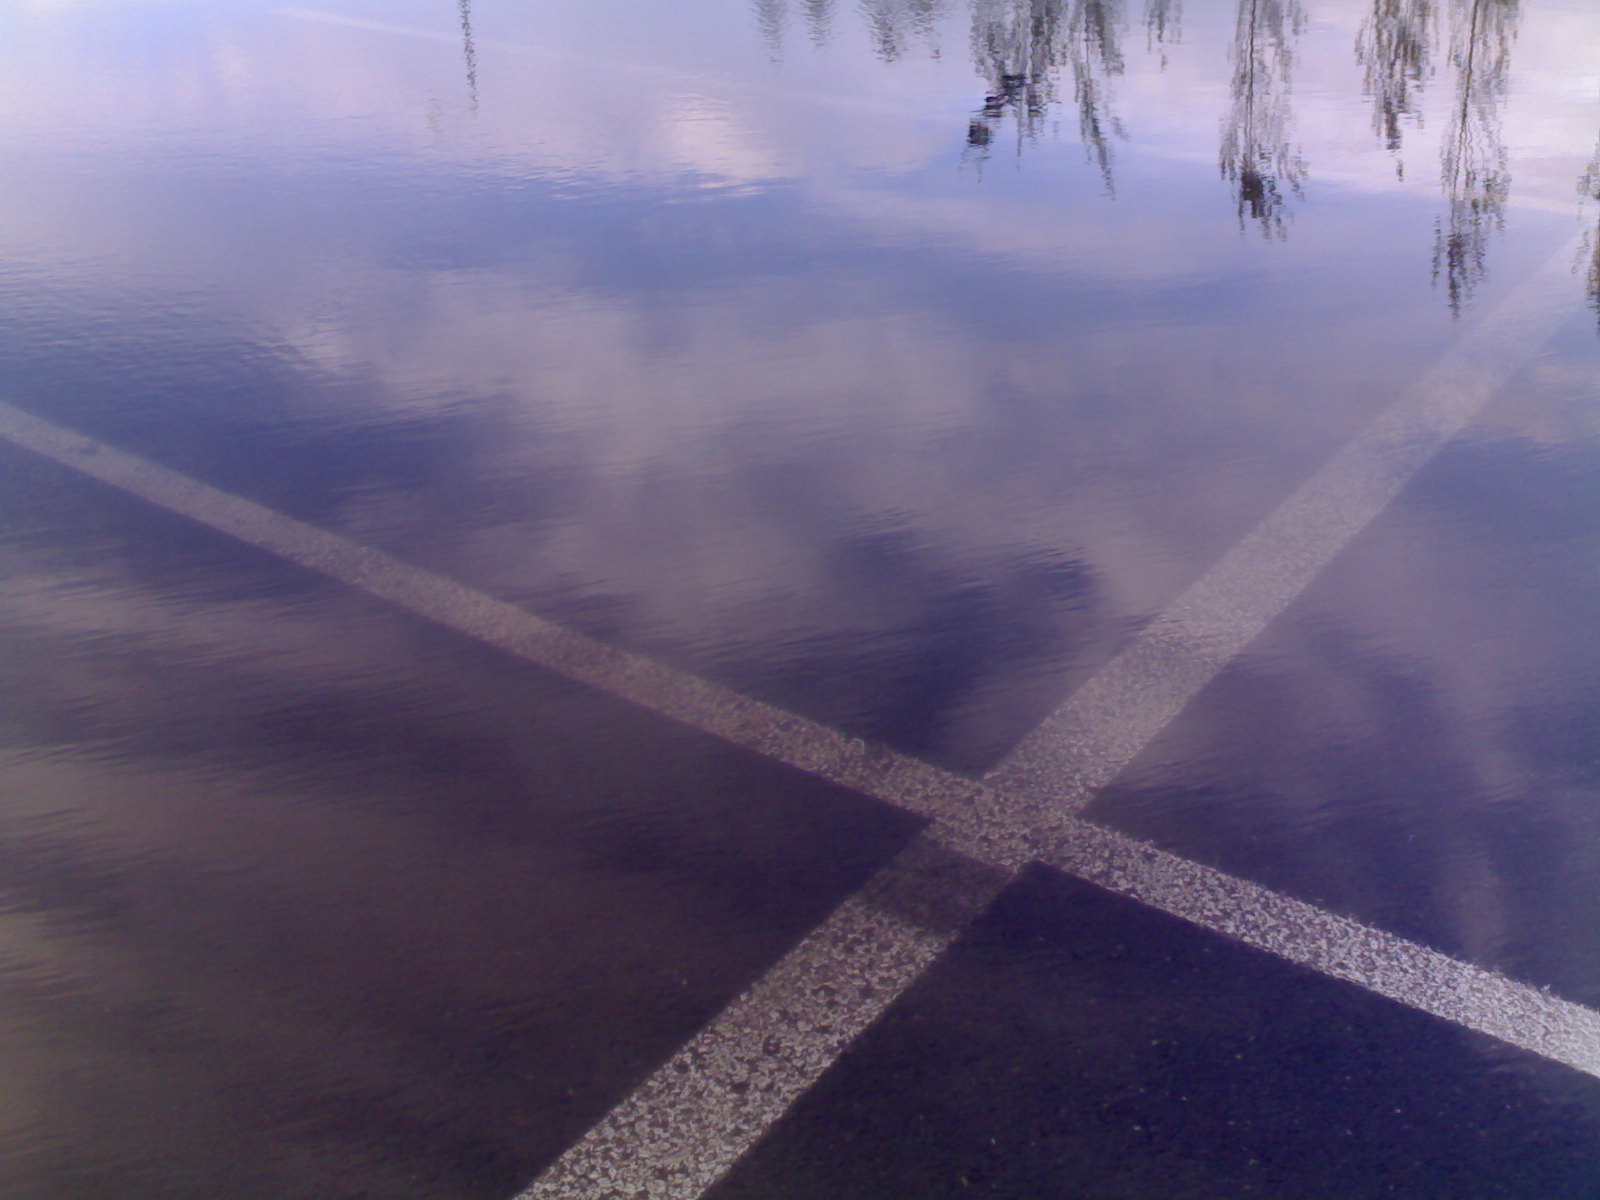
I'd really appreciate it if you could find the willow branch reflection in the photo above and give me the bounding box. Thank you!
[965,0,1127,192]
[758,0,946,59]
[1144,0,1181,66]
[1582,136,1600,328]
[863,0,953,60]
[458,0,478,113]
[1071,0,1129,189]
[1356,0,1434,168]
[736,0,1590,322]
[1433,0,1518,314]
[804,0,836,45]
[966,0,1068,155]
[755,0,788,57]
[1220,0,1306,238]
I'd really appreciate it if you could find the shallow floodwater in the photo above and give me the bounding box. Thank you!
[2,1,1600,1196]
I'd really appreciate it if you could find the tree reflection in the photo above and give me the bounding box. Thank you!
[762,0,944,59]
[1219,0,1306,237]
[1069,0,1128,189]
[1144,0,1180,67]
[964,0,1127,191]
[734,0,1584,306]
[1582,136,1600,327]
[754,0,788,57]
[1356,0,1434,166]
[862,0,952,61]
[458,0,478,113]
[1433,0,1519,314]
[966,0,1067,154]
[804,0,835,45]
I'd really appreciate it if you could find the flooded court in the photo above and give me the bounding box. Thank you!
[2,0,1600,1196]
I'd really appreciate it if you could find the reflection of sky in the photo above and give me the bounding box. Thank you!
[3,2,1596,195]
[1,0,1597,770]
[2,0,1594,300]
[8,7,1600,1194]
[1091,310,1600,1005]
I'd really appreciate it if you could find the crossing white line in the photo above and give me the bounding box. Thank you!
[518,831,1008,1200]
[1,237,1594,1200]
[0,395,1005,854]
[520,823,1600,1200]
[983,233,1586,834]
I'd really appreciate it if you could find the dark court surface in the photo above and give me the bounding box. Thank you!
[709,867,1600,1200]
[0,441,917,1199]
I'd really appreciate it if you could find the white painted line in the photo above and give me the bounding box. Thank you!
[523,834,1600,1198]
[985,236,1585,838]
[1,237,1595,1200]
[1052,821,1600,1079]
[517,831,1008,1200]
[0,394,1005,858]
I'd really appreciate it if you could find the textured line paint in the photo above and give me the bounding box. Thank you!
[984,239,1582,822]
[518,833,1009,1200]
[525,831,1600,1200]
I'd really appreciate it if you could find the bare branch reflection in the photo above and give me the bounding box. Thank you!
[755,0,788,57]
[458,0,478,113]
[805,0,836,45]
[1356,0,1434,168]
[863,0,953,61]
[1220,0,1306,237]
[1582,135,1600,328]
[1433,0,1519,315]
[1144,0,1181,67]
[965,0,1127,191]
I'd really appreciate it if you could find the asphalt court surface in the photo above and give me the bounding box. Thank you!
[0,442,921,1200]
[708,867,1600,1200]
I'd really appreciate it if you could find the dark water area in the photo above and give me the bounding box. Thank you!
[2,0,1600,1195]
[0,440,919,1199]
[710,866,1600,1199]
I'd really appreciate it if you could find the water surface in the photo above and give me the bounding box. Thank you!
[2,0,1599,1194]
